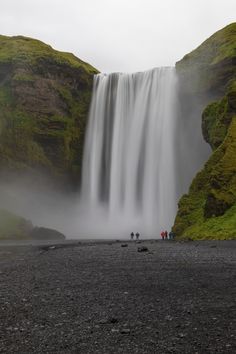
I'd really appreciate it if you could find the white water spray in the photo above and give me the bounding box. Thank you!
[80,67,179,238]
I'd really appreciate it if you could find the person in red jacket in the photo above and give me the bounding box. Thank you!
[161,231,165,240]
[164,230,168,240]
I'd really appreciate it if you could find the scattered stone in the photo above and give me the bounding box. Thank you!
[137,246,149,252]
[121,328,131,334]
[98,317,118,325]
[0,238,235,353]
[110,317,118,324]
[121,244,128,247]
[111,328,119,333]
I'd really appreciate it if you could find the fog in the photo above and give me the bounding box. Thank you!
[0,175,145,239]
[0,175,79,238]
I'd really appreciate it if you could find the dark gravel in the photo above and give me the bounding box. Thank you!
[0,239,235,353]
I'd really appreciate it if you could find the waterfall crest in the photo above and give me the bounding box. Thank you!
[80,67,179,237]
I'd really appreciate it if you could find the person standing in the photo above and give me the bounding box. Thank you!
[135,232,140,240]
[130,232,134,240]
[164,230,168,240]
[161,231,165,240]
[168,231,175,240]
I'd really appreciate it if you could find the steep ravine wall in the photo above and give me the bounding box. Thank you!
[0,35,98,190]
[0,35,99,239]
[173,23,236,239]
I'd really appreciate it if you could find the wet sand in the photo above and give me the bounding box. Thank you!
[0,239,235,353]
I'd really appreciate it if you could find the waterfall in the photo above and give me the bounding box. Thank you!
[80,67,179,238]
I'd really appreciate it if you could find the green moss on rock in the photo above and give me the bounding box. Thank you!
[176,23,236,96]
[0,35,98,187]
[174,23,236,240]
[0,35,97,73]
[202,81,236,149]
[173,116,236,240]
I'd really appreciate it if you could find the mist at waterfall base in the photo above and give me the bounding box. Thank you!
[0,67,210,240]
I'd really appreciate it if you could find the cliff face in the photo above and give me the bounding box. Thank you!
[176,23,236,98]
[173,23,236,239]
[0,35,98,188]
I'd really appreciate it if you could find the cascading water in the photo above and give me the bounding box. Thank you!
[80,67,179,238]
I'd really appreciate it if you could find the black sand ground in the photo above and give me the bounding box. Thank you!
[0,240,235,354]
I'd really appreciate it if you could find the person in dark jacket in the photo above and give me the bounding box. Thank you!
[168,231,175,240]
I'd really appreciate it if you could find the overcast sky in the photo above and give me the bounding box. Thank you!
[0,0,235,73]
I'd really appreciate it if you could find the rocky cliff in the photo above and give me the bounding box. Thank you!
[0,35,98,189]
[173,23,236,239]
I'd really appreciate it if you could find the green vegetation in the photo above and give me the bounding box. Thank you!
[0,209,31,239]
[0,35,98,186]
[181,205,236,240]
[178,23,236,67]
[174,117,236,239]
[174,23,236,240]
[176,23,236,95]
[0,209,66,240]
[0,35,97,73]
[202,80,236,149]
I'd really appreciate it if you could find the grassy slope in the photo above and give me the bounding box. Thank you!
[0,208,31,239]
[177,23,236,68]
[174,23,236,239]
[176,23,236,95]
[0,35,97,72]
